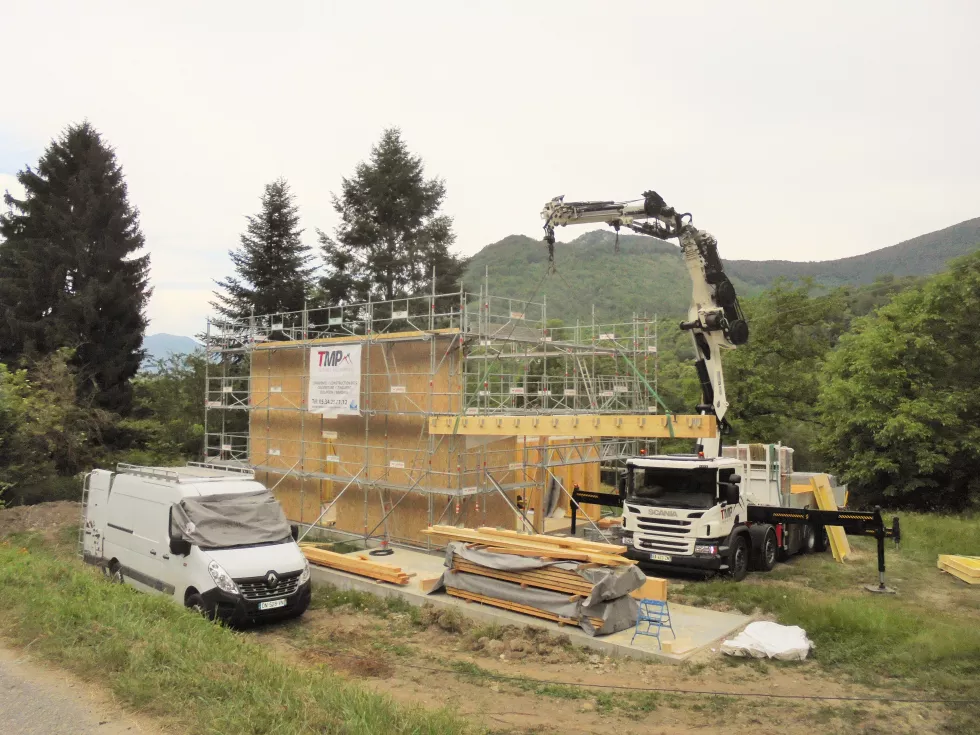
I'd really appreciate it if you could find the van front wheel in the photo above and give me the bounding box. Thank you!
[186,593,212,619]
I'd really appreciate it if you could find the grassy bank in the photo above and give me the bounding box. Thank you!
[0,538,471,735]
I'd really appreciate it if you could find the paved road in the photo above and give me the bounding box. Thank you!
[0,646,167,735]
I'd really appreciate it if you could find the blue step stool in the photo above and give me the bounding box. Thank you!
[631,599,675,649]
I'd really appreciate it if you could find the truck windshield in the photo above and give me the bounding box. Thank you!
[628,467,717,510]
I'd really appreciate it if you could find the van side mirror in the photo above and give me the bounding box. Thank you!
[290,524,299,541]
[169,537,191,556]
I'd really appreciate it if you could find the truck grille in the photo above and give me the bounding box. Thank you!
[637,536,694,554]
[236,571,300,601]
[636,517,693,535]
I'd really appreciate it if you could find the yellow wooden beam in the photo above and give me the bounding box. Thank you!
[427,413,717,438]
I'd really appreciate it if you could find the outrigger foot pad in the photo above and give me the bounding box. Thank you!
[864,583,897,595]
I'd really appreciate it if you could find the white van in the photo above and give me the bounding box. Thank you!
[80,462,311,625]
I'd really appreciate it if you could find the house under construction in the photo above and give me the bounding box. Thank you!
[203,281,717,548]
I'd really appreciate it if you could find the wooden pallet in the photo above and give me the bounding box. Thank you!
[422,526,635,566]
[445,585,604,631]
[451,557,595,597]
[303,546,413,585]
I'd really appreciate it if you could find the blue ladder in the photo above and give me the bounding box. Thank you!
[631,599,675,649]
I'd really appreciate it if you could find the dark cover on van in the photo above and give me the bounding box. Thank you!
[170,490,291,548]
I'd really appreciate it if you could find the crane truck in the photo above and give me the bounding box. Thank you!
[542,191,899,587]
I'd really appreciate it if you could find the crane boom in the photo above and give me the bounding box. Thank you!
[540,190,747,456]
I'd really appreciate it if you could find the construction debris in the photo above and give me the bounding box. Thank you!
[938,555,980,585]
[302,545,413,585]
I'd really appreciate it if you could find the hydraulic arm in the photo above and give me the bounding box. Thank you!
[541,191,748,456]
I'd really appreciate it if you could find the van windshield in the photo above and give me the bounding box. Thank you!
[170,490,292,549]
[628,467,717,510]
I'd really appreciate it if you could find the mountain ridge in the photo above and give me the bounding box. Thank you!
[463,216,980,322]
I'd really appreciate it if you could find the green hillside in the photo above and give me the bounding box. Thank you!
[463,217,980,322]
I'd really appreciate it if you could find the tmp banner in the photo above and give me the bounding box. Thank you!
[308,344,362,417]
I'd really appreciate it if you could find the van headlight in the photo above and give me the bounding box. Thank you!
[298,558,310,585]
[208,561,239,595]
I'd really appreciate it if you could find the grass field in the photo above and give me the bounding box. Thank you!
[673,512,980,731]
[0,532,471,735]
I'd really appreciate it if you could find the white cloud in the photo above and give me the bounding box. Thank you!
[1,0,978,336]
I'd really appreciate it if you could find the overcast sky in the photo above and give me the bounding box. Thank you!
[2,1,977,336]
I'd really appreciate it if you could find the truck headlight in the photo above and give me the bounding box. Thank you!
[298,558,310,585]
[208,561,239,595]
[694,544,718,555]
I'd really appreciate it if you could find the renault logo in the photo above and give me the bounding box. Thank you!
[266,572,279,587]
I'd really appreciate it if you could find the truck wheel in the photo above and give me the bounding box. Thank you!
[801,525,815,554]
[728,535,749,581]
[759,527,777,572]
[813,526,829,553]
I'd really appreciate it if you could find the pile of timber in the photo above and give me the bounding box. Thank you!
[938,555,980,585]
[422,525,635,566]
[447,587,604,630]
[302,545,413,585]
[423,525,655,633]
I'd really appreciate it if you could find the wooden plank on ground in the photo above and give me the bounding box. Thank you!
[938,555,980,578]
[303,547,411,585]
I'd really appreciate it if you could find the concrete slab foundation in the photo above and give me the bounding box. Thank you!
[308,546,750,663]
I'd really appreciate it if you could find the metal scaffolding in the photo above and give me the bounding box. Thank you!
[202,276,662,546]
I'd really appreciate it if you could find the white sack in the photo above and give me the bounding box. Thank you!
[720,621,812,660]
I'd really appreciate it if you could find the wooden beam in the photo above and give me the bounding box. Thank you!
[428,413,717,438]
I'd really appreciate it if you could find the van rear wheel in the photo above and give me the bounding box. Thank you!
[104,562,124,584]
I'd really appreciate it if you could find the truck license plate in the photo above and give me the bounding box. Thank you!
[258,598,287,610]
[651,553,671,563]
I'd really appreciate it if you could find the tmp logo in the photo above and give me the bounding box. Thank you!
[317,350,353,368]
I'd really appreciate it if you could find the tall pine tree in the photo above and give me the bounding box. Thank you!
[212,178,314,322]
[319,128,464,311]
[0,122,150,415]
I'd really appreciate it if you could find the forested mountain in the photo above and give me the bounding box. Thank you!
[464,217,980,321]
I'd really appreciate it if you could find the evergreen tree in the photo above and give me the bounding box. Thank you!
[212,178,314,322]
[0,122,150,415]
[319,128,464,313]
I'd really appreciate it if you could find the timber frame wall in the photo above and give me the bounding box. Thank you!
[203,280,668,547]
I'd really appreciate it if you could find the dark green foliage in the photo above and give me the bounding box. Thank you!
[725,281,850,469]
[0,122,150,415]
[212,178,314,321]
[0,350,113,505]
[817,252,980,510]
[318,128,464,312]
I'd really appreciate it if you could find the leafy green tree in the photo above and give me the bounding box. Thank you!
[0,350,112,505]
[0,122,151,414]
[212,178,314,322]
[319,128,463,312]
[817,252,980,510]
[724,281,849,469]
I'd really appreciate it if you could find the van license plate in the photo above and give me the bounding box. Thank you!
[651,553,671,562]
[258,599,287,610]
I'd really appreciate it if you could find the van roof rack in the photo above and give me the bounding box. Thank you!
[115,462,255,483]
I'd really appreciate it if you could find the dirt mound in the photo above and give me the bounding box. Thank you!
[0,501,80,540]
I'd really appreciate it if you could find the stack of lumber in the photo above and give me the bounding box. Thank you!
[937,554,980,585]
[302,545,413,585]
[422,525,635,566]
[451,557,595,597]
[447,587,604,630]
